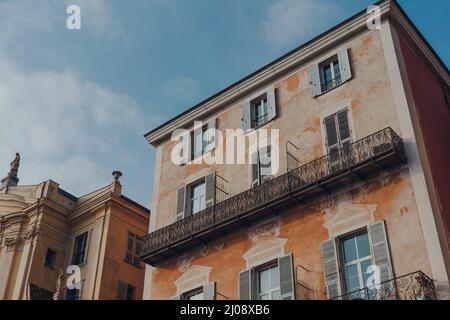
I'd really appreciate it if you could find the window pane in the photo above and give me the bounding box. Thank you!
[260,294,270,300]
[333,60,341,79]
[270,265,280,289]
[356,233,371,259]
[259,269,270,293]
[272,290,281,300]
[323,64,332,84]
[361,259,373,288]
[345,264,360,292]
[342,237,357,263]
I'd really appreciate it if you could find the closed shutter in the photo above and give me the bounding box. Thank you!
[241,100,251,131]
[251,151,260,188]
[259,146,272,183]
[337,110,351,146]
[278,254,295,300]
[368,221,394,283]
[309,63,321,97]
[324,116,339,153]
[337,47,352,83]
[239,269,252,300]
[116,281,127,300]
[205,173,216,208]
[321,238,342,299]
[176,186,186,221]
[267,86,277,121]
[203,282,216,300]
[205,118,216,153]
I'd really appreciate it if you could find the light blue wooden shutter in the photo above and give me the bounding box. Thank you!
[368,221,393,283]
[321,238,342,299]
[267,85,277,121]
[205,117,216,153]
[251,151,260,188]
[241,100,251,131]
[278,254,295,300]
[260,145,272,184]
[205,173,216,208]
[203,282,216,300]
[309,63,321,97]
[239,269,252,300]
[337,47,352,82]
[193,126,203,159]
[176,186,186,221]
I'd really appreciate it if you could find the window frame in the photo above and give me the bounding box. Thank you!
[255,261,281,301]
[251,145,273,187]
[71,231,89,266]
[124,231,142,268]
[319,55,342,93]
[250,93,269,129]
[337,228,374,296]
[187,178,207,216]
[181,286,204,300]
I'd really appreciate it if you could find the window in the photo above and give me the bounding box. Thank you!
[71,232,88,265]
[189,180,206,215]
[341,232,373,296]
[324,109,352,153]
[65,288,80,300]
[257,264,281,300]
[309,47,351,97]
[44,248,57,269]
[117,281,136,300]
[182,287,204,300]
[320,57,341,92]
[251,94,269,128]
[125,232,142,267]
[126,284,136,300]
[251,146,273,187]
[192,125,208,160]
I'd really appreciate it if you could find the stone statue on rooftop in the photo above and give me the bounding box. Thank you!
[9,153,20,177]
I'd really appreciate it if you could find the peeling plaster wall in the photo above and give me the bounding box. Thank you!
[149,29,434,299]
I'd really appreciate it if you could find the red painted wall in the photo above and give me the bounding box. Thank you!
[399,38,450,244]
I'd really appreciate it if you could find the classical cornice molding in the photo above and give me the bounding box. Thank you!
[144,0,448,147]
[144,0,393,146]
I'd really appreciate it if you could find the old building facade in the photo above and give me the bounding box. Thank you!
[0,159,150,300]
[141,0,449,300]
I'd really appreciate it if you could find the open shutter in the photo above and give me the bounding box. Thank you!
[267,85,277,121]
[116,281,127,300]
[241,100,251,131]
[193,127,203,159]
[239,269,252,300]
[178,132,191,165]
[337,110,351,146]
[321,238,342,299]
[176,186,186,221]
[205,173,216,208]
[259,146,272,183]
[368,221,394,283]
[337,47,352,82]
[203,282,216,300]
[324,116,339,153]
[309,63,321,97]
[251,151,260,188]
[279,254,295,300]
[205,118,216,153]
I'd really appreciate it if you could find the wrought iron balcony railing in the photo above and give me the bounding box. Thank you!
[332,270,437,300]
[141,127,405,266]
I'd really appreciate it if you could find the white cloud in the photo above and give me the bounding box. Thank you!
[164,77,201,99]
[263,0,342,49]
[0,55,143,195]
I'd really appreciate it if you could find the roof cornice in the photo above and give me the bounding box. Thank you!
[144,0,448,146]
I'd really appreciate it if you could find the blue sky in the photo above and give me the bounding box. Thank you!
[0,0,448,208]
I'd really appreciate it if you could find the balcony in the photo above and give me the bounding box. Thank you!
[331,271,437,300]
[141,127,405,266]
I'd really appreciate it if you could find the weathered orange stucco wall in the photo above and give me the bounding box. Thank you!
[149,29,432,299]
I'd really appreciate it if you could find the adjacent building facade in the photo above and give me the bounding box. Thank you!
[141,0,449,300]
[0,157,150,300]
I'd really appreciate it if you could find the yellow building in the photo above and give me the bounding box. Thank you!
[0,154,150,300]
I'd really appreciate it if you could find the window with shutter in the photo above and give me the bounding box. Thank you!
[124,232,141,267]
[250,146,273,188]
[72,232,88,265]
[323,109,352,154]
[368,221,393,283]
[239,269,252,300]
[278,254,295,300]
[176,186,186,221]
[321,238,342,299]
